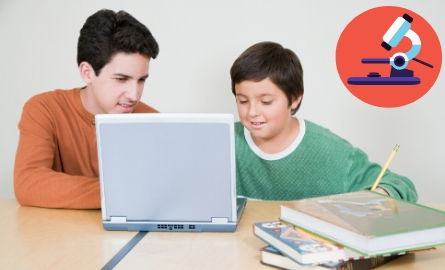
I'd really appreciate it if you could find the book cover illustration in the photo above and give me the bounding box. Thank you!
[281,191,445,238]
[260,221,344,255]
[260,245,348,269]
[254,221,365,265]
[315,191,445,237]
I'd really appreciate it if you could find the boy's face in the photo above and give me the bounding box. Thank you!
[235,78,300,146]
[80,52,150,114]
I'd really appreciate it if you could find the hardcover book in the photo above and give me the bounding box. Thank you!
[280,191,445,256]
[260,245,337,270]
[253,221,364,265]
[260,245,432,270]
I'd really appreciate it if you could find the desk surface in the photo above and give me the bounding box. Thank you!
[1,199,444,269]
[0,199,137,269]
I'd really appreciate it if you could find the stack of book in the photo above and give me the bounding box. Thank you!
[253,190,445,270]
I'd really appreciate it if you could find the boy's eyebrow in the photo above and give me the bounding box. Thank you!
[235,93,274,97]
[113,73,149,79]
[113,73,131,78]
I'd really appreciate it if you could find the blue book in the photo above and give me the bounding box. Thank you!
[253,220,364,265]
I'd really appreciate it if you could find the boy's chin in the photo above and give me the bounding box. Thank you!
[247,128,267,138]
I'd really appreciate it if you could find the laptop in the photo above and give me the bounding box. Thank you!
[95,113,247,232]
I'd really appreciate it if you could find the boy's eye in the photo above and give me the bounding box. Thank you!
[115,77,127,82]
[138,78,146,83]
[238,100,247,104]
[262,101,272,105]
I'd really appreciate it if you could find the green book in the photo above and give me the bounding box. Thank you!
[280,190,445,256]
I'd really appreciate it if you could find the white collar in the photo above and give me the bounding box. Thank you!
[243,115,306,161]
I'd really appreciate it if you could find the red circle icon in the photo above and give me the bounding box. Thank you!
[336,6,442,108]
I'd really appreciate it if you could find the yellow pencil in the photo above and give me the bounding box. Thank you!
[371,144,400,191]
[389,199,398,214]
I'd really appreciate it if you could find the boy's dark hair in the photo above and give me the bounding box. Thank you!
[77,9,159,75]
[230,41,304,115]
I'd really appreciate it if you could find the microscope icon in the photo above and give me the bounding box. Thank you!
[348,13,434,85]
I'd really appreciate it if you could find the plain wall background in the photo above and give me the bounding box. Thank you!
[0,0,443,203]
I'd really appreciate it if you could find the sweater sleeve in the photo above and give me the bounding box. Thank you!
[345,148,418,202]
[14,99,101,209]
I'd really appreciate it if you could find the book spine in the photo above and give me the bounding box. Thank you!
[333,255,403,270]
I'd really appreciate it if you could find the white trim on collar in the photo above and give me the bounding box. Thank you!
[243,115,306,161]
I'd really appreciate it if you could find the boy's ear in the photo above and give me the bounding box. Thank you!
[291,95,302,110]
[79,62,95,84]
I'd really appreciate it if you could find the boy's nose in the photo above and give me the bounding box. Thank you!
[248,105,260,117]
[125,84,141,101]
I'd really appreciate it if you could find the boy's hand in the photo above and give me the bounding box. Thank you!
[373,187,389,195]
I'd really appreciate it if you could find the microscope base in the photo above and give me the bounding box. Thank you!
[348,77,420,85]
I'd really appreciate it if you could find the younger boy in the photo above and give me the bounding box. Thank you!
[230,41,417,202]
[14,9,159,209]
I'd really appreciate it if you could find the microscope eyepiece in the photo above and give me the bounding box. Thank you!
[403,13,413,23]
[381,41,392,51]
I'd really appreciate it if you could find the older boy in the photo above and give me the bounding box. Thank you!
[14,9,159,209]
[230,41,417,202]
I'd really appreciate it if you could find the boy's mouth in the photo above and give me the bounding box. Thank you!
[118,102,135,112]
[118,102,135,107]
[250,121,266,128]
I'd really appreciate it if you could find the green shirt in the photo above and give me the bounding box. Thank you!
[235,117,418,202]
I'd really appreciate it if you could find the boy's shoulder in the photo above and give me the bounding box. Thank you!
[235,121,244,134]
[26,88,78,107]
[133,101,158,113]
[303,119,354,149]
[304,119,336,136]
[22,89,85,121]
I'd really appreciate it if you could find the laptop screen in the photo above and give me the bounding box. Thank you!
[96,113,237,223]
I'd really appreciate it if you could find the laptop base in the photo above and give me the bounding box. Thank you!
[103,197,247,232]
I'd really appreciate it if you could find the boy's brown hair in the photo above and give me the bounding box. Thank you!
[230,41,304,114]
[77,9,159,76]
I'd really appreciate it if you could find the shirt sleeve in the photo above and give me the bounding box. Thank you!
[14,98,101,209]
[345,147,418,202]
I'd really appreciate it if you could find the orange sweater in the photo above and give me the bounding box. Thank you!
[14,88,157,209]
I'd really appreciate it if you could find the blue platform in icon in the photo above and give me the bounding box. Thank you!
[348,77,420,85]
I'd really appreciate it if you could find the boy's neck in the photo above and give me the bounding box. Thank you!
[79,85,99,115]
[253,117,300,154]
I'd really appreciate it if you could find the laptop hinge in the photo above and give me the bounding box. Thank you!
[110,216,127,223]
[211,217,228,224]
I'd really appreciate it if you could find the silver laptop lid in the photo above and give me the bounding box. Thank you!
[95,113,237,223]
